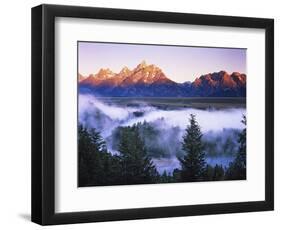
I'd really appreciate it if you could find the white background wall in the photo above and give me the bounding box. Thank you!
[0,0,279,229]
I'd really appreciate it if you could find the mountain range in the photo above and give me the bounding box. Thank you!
[79,61,246,97]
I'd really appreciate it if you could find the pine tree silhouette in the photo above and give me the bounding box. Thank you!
[226,115,246,180]
[118,125,158,185]
[178,114,206,182]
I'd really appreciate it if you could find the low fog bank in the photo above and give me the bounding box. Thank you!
[79,94,245,173]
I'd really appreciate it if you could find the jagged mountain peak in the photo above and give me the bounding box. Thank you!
[192,71,246,94]
[79,67,246,97]
[80,61,172,86]
[95,68,115,79]
[136,60,148,70]
[119,66,131,75]
[78,74,86,82]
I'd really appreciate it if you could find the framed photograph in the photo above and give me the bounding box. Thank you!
[31,4,274,225]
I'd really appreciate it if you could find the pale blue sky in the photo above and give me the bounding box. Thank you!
[78,42,246,83]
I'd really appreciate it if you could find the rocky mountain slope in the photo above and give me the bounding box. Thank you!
[79,61,246,97]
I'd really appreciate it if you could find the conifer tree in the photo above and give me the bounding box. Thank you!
[78,125,93,186]
[118,125,158,184]
[178,114,206,182]
[237,114,246,169]
[226,115,246,180]
[212,164,225,180]
[78,124,119,186]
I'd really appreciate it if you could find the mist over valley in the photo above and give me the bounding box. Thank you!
[79,94,245,174]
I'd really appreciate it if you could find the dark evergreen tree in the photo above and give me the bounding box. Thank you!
[118,125,159,184]
[78,124,122,186]
[178,114,207,182]
[212,164,225,180]
[205,164,215,181]
[226,115,246,180]
[100,152,123,185]
[78,124,98,186]
[172,168,181,182]
[159,170,175,183]
[237,115,246,169]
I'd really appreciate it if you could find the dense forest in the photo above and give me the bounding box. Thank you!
[78,114,246,187]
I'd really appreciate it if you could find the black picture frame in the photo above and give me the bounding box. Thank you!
[31,4,274,225]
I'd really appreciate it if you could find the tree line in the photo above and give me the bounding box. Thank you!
[78,114,246,186]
